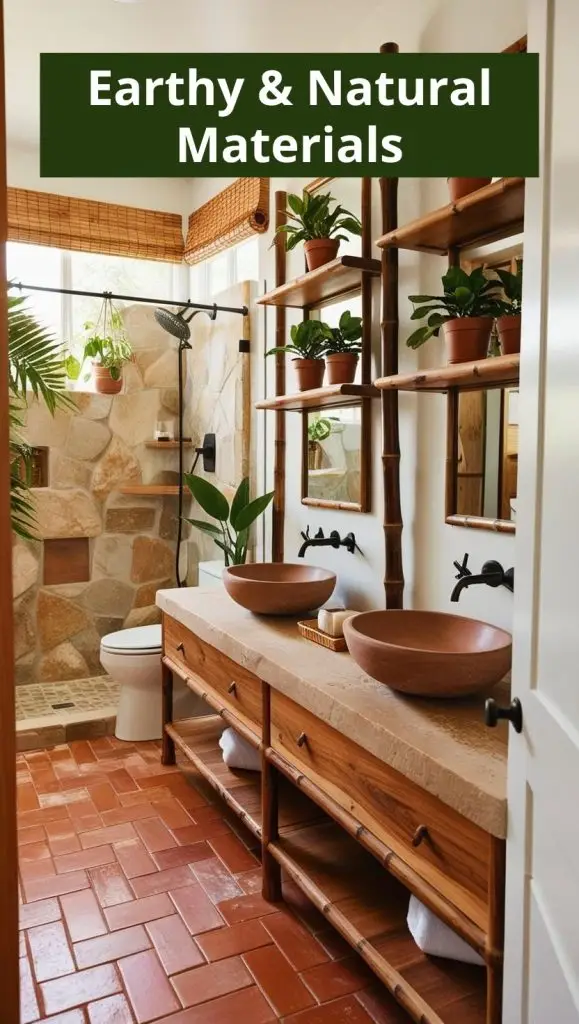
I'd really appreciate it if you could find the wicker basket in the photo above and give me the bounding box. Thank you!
[297,619,347,653]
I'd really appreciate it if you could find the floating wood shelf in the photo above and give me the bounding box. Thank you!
[257,255,381,310]
[118,484,180,496]
[144,440,193,450]
[376,177,525,255]
[270,820,486,1024]
[375,354,520,394]
[256,383,378,412]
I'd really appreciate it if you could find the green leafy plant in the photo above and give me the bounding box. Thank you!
[493,259,523,316]
[406,266,505,349]
[274,192,362,251]
[323,310,363,355]
[184,475,274,566]
[66,303,132,382]
[266,319,329,361]
[308,417,332,442]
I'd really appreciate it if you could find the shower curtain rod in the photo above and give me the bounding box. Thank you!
[8,280,249,317]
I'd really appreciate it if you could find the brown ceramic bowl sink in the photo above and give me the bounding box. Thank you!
[343,610,512,697]
[223,563,336,616]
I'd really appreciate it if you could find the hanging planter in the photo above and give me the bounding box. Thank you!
[65,296,133,394]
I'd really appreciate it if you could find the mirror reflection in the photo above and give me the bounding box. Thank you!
[453,387,519,523]
[304,407,362,505]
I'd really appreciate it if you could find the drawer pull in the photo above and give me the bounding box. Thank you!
[412,825,430,848]
[227,682,237,696]
[176,642,185,654]
[297,732,308,748]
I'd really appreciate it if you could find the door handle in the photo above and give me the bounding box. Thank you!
[485,697,523,733]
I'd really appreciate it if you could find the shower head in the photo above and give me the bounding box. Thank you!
[154,303,218,345]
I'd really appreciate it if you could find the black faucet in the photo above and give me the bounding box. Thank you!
[298,527,358,559]
[450,553,514,602]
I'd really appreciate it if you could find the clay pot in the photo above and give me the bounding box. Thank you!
[447,177,492,202]
[496,314,521,355]
[444,317,493,364]
[93,364,123,394]
[293,358,325,392]
[304,238,339,272]
[325,353,359,385]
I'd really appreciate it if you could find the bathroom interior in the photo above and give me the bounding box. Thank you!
[6,1,567,1022]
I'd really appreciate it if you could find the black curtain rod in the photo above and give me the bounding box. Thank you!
[8,280,248,317]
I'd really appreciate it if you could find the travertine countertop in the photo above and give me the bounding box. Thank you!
[157,588,508,838]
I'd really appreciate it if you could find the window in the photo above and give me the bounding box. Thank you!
[7,242,63,338]
[189,236,259,302]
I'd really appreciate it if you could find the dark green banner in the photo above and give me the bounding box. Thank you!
[40,53,538,178]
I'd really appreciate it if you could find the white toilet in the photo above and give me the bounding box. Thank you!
[100,561,224,742]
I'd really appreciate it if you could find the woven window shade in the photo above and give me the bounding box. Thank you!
[7,188,184,263]
[184,178,269,265]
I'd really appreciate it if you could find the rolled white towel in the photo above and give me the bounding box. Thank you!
[407,896,485,966]
[219,727,261,772]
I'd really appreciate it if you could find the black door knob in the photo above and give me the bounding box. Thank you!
[485,697,523,733]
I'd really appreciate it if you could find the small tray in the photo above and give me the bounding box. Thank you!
[297,619,347,653]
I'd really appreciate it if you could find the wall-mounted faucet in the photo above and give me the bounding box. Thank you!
[450,553,514,602]
[298,527,359,559]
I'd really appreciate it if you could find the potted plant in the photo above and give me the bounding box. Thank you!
[493,259,523,354]
[65,299,132,394]
[275,191,362,272]
[447,177,492,202]
[266,319,328,391]
[307,417,332,469]
[323,310,363,385]
[183,475,274,566]
[406,266,504,364]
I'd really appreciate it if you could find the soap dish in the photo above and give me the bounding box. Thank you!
[297,619,347,653]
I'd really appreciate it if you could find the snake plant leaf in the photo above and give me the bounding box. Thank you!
[233,491,275,533]
[184,473,230,521]
[230,477,250,530]
[183,518,223,537]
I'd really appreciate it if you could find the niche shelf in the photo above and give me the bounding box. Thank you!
[145,440,193,450]
[118,484,180,496]
[256,383,379,413]
[375,354,520,394]
[376,177,525,255]
[257,255,381,310]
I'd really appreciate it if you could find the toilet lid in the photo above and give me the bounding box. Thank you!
[101,624,162,655]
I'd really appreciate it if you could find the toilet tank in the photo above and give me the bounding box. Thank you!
[198,560,224,588]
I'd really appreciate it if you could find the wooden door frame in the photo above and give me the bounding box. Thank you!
[0,0,20,1019]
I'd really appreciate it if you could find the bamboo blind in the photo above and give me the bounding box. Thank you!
[184,177,269,265]
[7,188,185,263]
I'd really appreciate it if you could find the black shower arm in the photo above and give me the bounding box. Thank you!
[8,281,248,317]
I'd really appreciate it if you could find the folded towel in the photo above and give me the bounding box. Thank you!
[407,896,485,966]
[219,727,261,772]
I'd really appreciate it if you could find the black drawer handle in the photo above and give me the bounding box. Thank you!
[412,825,430,848]
[297,732,308,748]
[176,642,185,654]
[228,682,237,696]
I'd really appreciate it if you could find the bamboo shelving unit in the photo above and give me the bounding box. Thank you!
[376,355,520,394]
[256,382,378,412]
[257,254,380,310]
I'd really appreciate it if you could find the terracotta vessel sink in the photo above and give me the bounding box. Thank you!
[343,610,512,697]
[223,563,336,616]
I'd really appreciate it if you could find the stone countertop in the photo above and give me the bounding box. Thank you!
[157,588,508,838]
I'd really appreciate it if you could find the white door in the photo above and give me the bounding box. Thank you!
[503,1,579,1021]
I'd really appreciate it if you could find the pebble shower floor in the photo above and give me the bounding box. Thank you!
[17,737,410,1023]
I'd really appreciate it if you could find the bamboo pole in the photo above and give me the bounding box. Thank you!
[261,685,282,901]
[161,659,176,766]
[272,190,287,562]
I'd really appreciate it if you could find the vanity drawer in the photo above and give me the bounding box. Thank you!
[164,616,262,735]
[270,690,490,928]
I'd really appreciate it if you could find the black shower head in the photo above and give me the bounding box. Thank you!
[154,303,218,345]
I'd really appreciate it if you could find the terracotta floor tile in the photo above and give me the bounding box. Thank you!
[197,919,273,962]
[69,741,98,765]
[300,956,375,1002]
[100,803,158,826]
[105,892,174,931]
[188,805,224,827]
[31,766,59,793]
[315,928,354,961]
[88,783,120,812]
[19,896,61,930]
[120,787,173,806]
[119,949,180,1023]
[80,823,136,850]
[134,817,178,853]
[28,920,75,981]
[18,782,40,813]
[23,869,89,903]
[89,863,134,908]
[172,955,252,1009]
[55,844,116,875]
[146,914,205,975]
[48,832,82,857]
[19,840,52,863]
[18,806,70,828]
[19,931,27,957]
[235,868,263,894]
[87,992,134,1024]
[18,825,46,846]
[192,857,243,904]
[71,814,103,833]
[131,864,196,899]
[208,833,259,874]
[283,995,376,1024]
[20,955,40,1024]
[157,985,277,1024]
[114,838,157,878]
[67,798,100,820]
[107,768,139,794]
[356,985,413,1023]
[243,944,315,1016]
[169,883,225,935]
[154,841,210,870]
[61,889,107,943]
[89,738,115,757]
[20,856,57,883]
[163,778,210,811]
[217,892,277,925]
[38,1010,86,1024]
[263,910,329,972]
[26,751,51,765]
[74,924,151,969]
[172,821,231,846]
[41,963,121,1015]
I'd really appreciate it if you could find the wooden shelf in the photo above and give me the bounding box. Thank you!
[256,255,381,310]
[118,484,180,496]
[145,441,193,450]
[256,383,378,412]
[270,820,486,1024]
[376,178,525,255]
[375,354,520,394]
[167,716,322,840]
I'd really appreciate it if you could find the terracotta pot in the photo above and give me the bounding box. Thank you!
[447,177,492,202]
[304,238,339,272]
[93,364,123,394]
[293,358,325,392]
[444,317,493,364]
[496,314,521,355]
[325,353,359,385]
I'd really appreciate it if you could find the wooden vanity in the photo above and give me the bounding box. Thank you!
[158,588,508,1024]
